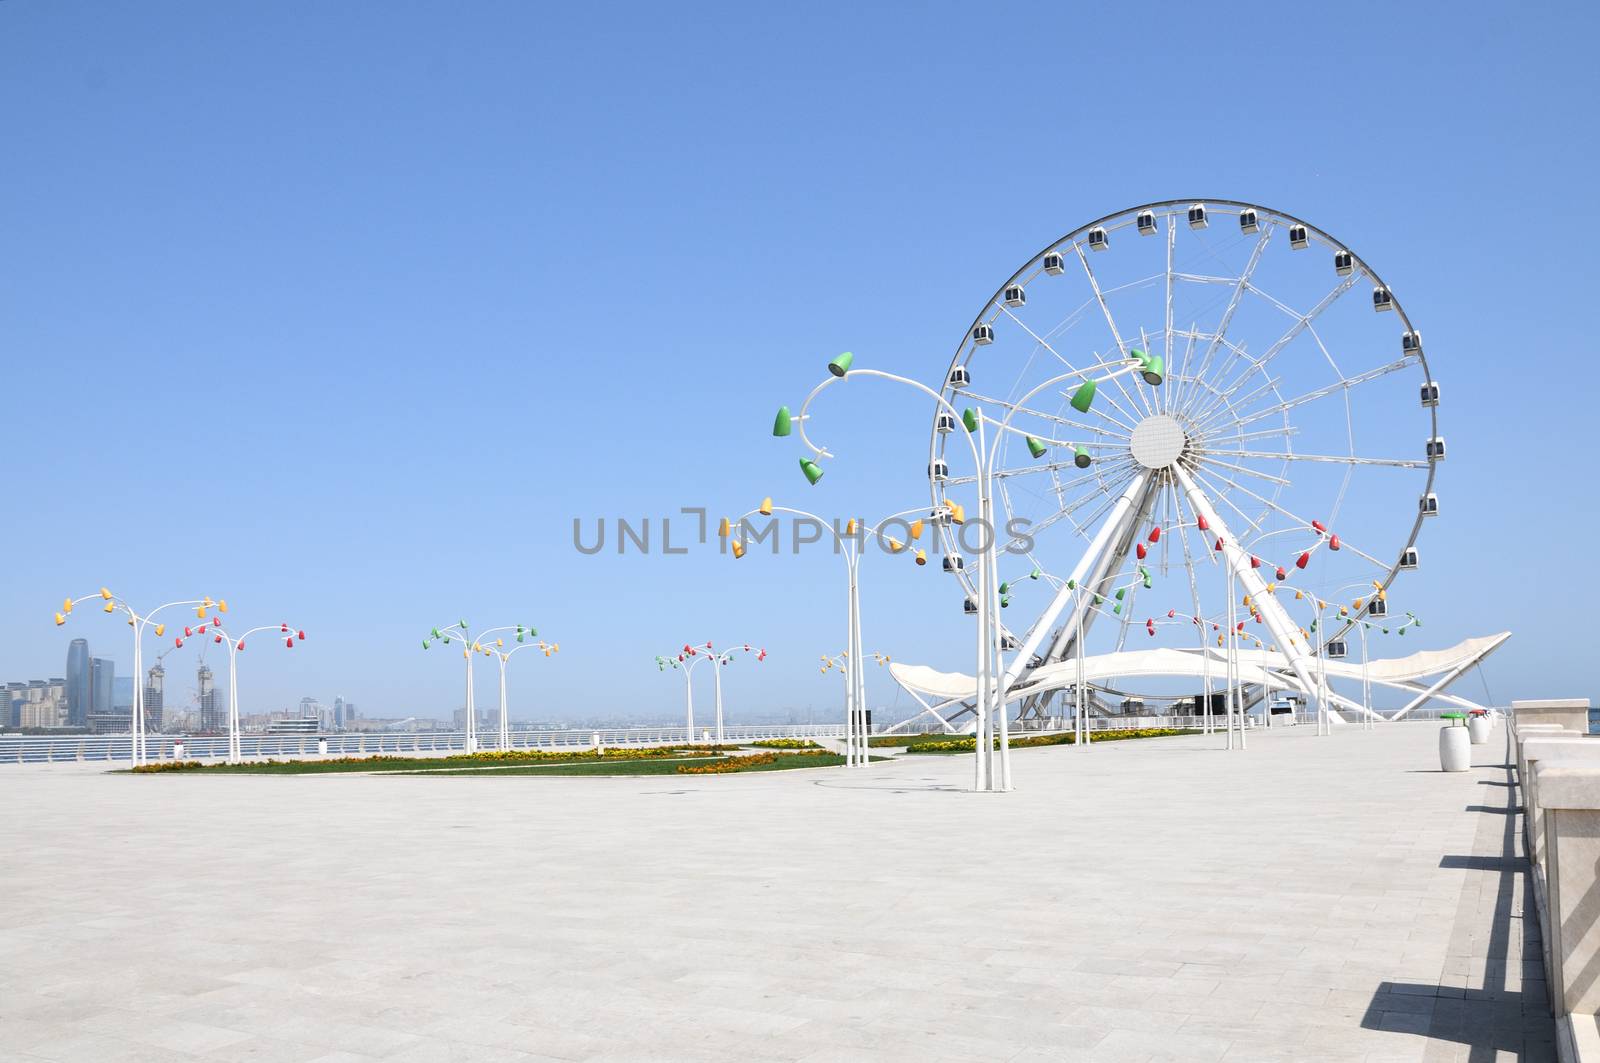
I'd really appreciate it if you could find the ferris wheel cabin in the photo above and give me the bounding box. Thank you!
[1087,226,1109,251]
[1238,208,1259,234]
[1421,381,1440,406]
[972,323,994,346]
[1003,285,1026,308]
[1426,436,1446,460]
[1136,210,1158,235]
[948,366,971,389]
[1373,286,1394,312]
[935,412,957,433]
[1400,547,1420,570]
[1042,251,1066,274]
[1187,203,1208,229]
[1333,250,1354,276]
[1288,223,1309,249]
[1420,492,1440,516]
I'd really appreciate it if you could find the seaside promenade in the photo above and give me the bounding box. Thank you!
[0,723,1553,1062]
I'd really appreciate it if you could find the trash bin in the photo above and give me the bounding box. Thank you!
[173,741,185,760]
[1466,710,1492,745]
[1439,712,1471,772]
[317,738,328,756]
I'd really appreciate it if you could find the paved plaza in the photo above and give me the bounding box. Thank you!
[0,724,1555,1062]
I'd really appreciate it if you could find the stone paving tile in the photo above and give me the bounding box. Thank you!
[0,723,1560,1060]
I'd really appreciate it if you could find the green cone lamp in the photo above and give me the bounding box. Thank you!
[1140,354,1165,386]
[1074,445,1091,468]
[827,351,854,378]
[799,457,824,485]
[1026,435,1047,459]
[962,407,979,433]
[1070,379,1096,413]
[773,405,793,437]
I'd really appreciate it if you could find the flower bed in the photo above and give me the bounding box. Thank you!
[749,738,821,750]
[131,760,206,774]
[130,744,740,775]
[676,749,837,774]
[905,728,1192,754]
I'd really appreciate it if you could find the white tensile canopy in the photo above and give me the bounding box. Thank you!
[887,632,1511,726]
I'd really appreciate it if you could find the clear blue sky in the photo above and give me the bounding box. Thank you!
[3,1,1595,724]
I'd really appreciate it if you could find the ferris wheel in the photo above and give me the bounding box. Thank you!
[928,200,1440,710]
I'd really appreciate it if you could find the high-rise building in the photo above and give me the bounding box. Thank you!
[65,639,90,727]
[144,663,165,733]
[19,680,69,728]
[333,696,347,730]
[198,663,224,732]
[90,658,115,717]
[4,681,25,727]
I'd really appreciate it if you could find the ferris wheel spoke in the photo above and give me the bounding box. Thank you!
[1071,243,1158,420]
[1007,471,1138,549]
[1171,325,1200,418]
[1195,448,1428,469]
[949,451,1131,489]
[1194,357,1417,438]
[1196,274,1364,424]
[1174,223,1274,415]
[1189,456,1291,488]
[1190,465,1393,572]
[1187,372,1287,437]
[996,306,1092,381]
[1163,223,1176,407]
[1189,465,1270,540]
[1204,425,1300,447]
[1169,485,1217,649]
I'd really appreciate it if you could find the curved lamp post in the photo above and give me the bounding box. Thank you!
[725,500,926,768]
[55,589,228,766]
[773,353,1148,792]
[820,649,890,765]
[656,643,765,743]
[421,621,534,754]
[488,633,558,750]
[209,621,306,764]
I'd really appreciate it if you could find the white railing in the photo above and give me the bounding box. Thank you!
[0,723,846,767]
[3,709,1520,767]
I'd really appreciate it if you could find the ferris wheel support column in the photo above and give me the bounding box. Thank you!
[1172,464,1324,705]
[1041,477,1160,668]
[995,472,1153,706]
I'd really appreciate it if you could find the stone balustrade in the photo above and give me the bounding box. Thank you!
[1513,700,1599,1061]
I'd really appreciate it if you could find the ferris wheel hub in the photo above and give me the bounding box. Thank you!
[1129,414,1188,469]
